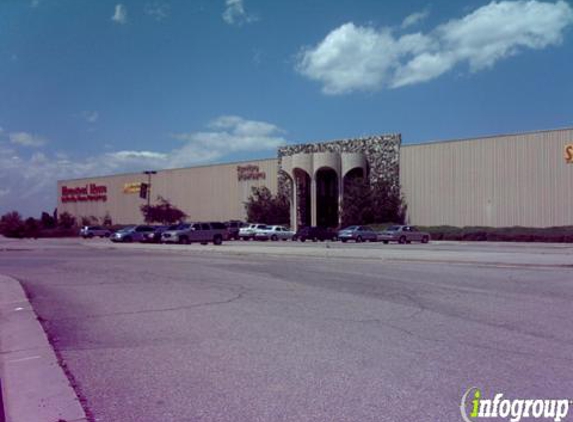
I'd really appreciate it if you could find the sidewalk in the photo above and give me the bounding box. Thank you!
[0,275,88,422]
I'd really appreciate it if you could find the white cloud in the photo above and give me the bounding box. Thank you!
[30,0,41,8]
[0,116,286,216]
[144,2,170,21]
[82,111,99,123]
[112,4,128,25]
[222,0,258,25]
[297,0,573,94]
[401,10,429,29]
[9,132,47,148]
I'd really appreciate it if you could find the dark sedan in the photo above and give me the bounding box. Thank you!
[294,226,337,242]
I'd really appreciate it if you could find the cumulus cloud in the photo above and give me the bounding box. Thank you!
[9,132,47,147]
[144,2,170,21]
[401,10,429,29]
[112,4,128,24]
[0,116,286,216]
[222,0,258,25]
[297,0,573,94]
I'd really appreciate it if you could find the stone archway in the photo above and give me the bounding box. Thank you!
[293,168,311,228]
[315,167,339,228]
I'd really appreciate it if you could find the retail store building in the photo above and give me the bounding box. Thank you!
[58,127,573,228]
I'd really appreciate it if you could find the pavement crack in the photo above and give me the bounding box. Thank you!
[50,291,246,321]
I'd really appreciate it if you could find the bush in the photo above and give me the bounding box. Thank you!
[58,212,76,229]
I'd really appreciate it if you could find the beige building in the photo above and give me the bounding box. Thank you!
[58,128,573,228]
[400,128,573,227]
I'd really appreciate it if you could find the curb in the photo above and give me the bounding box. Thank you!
[0,275,88,422]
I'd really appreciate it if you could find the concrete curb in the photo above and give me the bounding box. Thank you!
[0,275,88,422]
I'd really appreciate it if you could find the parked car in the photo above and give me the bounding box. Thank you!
[294,226,337,242]
[378,225,430,244]
[337,225,378,243]
[238,223,267,240]
[111,225,155,242]
[254,225,295,241]
[80,225,111,238]
[141,224,181,243]
[225,220,245,240]
[161,222,228,245]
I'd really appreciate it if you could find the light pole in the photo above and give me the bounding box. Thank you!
[143,170,157,209]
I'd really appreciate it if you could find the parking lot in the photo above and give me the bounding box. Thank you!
[1,237,573,422]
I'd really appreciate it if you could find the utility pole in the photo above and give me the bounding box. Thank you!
[143,170,157,212]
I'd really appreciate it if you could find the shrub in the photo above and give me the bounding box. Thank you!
[58,212,77,229]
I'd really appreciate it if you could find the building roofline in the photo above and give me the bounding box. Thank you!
[402,126,573,148]
[278,133,401,149]
[57,157,277,184]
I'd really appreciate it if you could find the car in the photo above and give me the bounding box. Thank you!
[294,226,337,242]
[225,220,246,240]
[337,225,378,243]
[254,225,295,241]
[80,225,111,238]
[161,222,228,245]
[141,224,181,243]
[238,223,267,240]
[378,225,430,244]
[110,225,155,242]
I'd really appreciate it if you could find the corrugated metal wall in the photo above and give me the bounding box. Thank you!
[400,128,573,227]
[58,159,278,225]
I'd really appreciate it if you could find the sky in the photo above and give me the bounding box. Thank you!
[0,0,572,217]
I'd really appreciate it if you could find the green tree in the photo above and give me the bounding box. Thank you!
[244,186,290,225]
[370,179,407,224]
[58,212,76,229]
[140,196,187,224]
[341,177,373,227]
[102,212,113,227]
[24,217,41,238]
[40,211,56,229]
[0,211,25,238]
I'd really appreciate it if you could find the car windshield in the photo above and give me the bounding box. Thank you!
[387,226,401,231]
[343,226,358,231]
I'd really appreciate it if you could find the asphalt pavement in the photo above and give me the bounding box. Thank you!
[1,237,572,422]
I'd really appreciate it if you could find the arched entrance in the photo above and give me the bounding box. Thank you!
[293,168,311,228]
[316,168,339,227]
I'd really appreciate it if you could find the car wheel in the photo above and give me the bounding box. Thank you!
[356,236,363,243]
[124,236,132,243]
[213,235,223,245]
[331,236,338,241]
[300,238,306,242]
[383,240,389,244]
[399,236,406,244]
[341,239,347,243]
[88,233,94,238]
[271,235,278,241]
[421,236,429,244]
[179,236,189,245]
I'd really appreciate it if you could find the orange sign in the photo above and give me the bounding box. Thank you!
[565,144,573,164]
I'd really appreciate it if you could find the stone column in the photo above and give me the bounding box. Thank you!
[338,174,344,228]
[291,176,298,231]
[311,177,317,227]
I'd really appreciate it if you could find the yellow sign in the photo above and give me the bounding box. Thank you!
[565,144,573,164]
[123,182,144,194]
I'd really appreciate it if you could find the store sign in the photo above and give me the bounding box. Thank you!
[123,182,143,194]
[237,164,266,181]
[61,184,107,203]
[565,144,573,164]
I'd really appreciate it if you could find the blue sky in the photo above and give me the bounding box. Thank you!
[1,0,572,216]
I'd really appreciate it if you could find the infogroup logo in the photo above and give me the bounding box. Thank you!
[461,387,571,422]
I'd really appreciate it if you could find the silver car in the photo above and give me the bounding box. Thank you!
[254,225,295,241]
[378,225,430,244]
[111,225,155,242]
[80,225,111,238]
[337,225,378,243]
[238,223,267,240]
[161,222,227,245]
